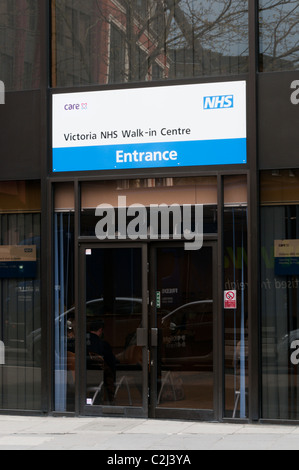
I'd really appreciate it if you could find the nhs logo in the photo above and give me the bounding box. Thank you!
[203,95,234,110]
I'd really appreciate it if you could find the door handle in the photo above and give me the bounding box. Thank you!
[136,328,147,347]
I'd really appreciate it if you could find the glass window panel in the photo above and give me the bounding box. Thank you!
[260,170,299,205]
[223,176,248,418]
[85,247,143,408]
[224,175,247,205]
[156,246,214,410]
[80,177,217,236]
[260,171,299,419]
[259,0,299,72]
[53,185,75,412]
[52,0,249,88]
[81,177,217,208]
[0,0,41,91]
[0,181,41,411]
[54,182,75,211]
[0,181,41,213]
[261,205,299,419]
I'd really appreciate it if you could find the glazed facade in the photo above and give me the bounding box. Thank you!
[0,0,298,422]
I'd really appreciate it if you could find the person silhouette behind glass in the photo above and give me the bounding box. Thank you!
[86,320,116,404]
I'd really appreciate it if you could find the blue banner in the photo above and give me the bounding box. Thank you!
[53,138,247,172]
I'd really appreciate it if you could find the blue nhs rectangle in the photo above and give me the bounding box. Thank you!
[203,95,234,109]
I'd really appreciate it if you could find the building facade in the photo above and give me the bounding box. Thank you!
[0,0,298,422]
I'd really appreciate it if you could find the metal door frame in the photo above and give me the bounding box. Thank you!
[148,240,219,421]
[78,242,149,418]
[76,239,219,420]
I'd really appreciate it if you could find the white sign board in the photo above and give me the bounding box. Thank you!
[52,81,247,172]
[224,290,237,309]
[274,239,299,275]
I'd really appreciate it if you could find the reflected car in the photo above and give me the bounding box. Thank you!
[158,300,213,371]
[27,297,142,365]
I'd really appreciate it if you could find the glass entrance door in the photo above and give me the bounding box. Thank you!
[80,245,148,417]
[80,242,217,419]
[150,244,216,420]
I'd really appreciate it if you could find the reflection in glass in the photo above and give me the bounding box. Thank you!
[52,0,248,87]
[259,0,299,72]
[0,0,41,91]
[261,170,299,419]
[0,181,41,410]
[156,247,214,410]
[80,177,217,237]
[223,206,248,418]
[85,248,143,407]
[54,212,75,412]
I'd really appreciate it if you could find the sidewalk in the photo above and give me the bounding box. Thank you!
[0,415,299,450]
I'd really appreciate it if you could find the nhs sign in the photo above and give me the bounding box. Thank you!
[53,80,246,172]
[203,95,234,110]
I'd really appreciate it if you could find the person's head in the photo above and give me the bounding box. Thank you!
[89,320,104,336]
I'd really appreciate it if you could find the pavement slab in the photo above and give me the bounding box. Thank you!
[0,415,298,451]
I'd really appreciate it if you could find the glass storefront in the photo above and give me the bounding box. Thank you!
[51,0,249,88]
[261,170,299,420]
[51,175,250,419]
[0,181,41,410]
